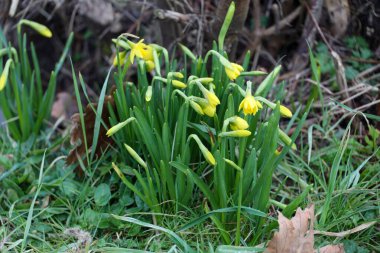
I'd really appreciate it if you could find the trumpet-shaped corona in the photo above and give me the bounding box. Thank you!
[239,94,262,115]
[128,39,154,63]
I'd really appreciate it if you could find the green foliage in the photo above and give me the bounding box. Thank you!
[0,22,73,143]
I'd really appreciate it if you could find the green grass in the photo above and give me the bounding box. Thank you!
[1,93,379,252]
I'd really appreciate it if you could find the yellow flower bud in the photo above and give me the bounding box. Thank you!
[189,100,204,115]
[172,80,187,89]
[145,60,155,71]
[171,72,184,79]
[189,134,216,166]
[19,19,52,38]
[124,144,148,169]
[202,149,216,166]
[278,128,297,150]
[280,105,292,118]
[112,162,124,179]
[106,117,135,137]
[145,86,153,102]
[0,59,12,91]
[113,51,127,66]
[219,130,251,138]
[225,63,244,80]
[229,116,249,131]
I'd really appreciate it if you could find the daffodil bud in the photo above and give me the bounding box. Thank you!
[225,63,244,80]
[0,59,13,91]
[106,117,135,137]
[278,128,297,150]
[19,19,52,38]
[189,134,216,166]
[280,105,292,118]
[196,77,214,84]
[172,80,187,89]
[219,130,251,138]
[124,144,148,169]
[145,60,155,71]
[169,72,184,79]
[223,158,242,172]
[113,51,127,66]
[189,100,204,115]
[229,116,249,131]
[112,162,124,179]
[145,86,153,102]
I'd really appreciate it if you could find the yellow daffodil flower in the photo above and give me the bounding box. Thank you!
[229,116,249,131]
[225,63,244,80]
[239,81,262,115]
[128,39,154,63]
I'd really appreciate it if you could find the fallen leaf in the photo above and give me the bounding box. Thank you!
[265,205,349,253]
[318,244,344,253]
[265,205,314,253]
[51,92,77,119]
[66,86,117,174]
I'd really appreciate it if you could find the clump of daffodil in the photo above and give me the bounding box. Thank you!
[225,62,244,80]
[18,19,52,38]
[106,117,135,137]
[0,59,13,91]
[239,81,262,115]
[188,134,216,166]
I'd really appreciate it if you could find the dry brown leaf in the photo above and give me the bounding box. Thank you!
[66,87,117,173]
[51,92,77,120]
[318,244,345,253]
[265,205,346,253]
[265,205,315,253]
